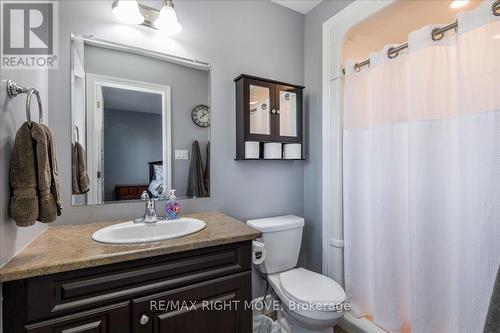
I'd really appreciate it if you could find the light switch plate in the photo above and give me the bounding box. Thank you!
[175,150,189,160]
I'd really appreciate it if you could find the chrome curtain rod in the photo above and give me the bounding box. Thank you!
[348,0,500,74]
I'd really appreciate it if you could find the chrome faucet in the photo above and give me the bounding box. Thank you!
[135,191,157,224]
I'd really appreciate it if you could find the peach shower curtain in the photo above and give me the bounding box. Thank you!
[343,1,500,332]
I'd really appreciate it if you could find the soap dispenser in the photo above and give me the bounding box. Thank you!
[165,189,181,219]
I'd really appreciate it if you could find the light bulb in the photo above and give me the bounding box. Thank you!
[112,0,144,25]
[449,0,469,9]
[156,4,182,35]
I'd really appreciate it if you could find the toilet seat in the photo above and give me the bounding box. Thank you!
[267,268,345,328]
[279,268,346,311]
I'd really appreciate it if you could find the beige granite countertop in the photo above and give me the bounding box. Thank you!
[0,212,261,282]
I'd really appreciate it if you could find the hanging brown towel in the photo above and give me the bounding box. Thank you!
[204,142,210,196]
[484,265,500,333]
[41,124,63,216]
[31,123,61,223]
[187,140,208,198]
[72,142,90,194]
[9,122,38,227]
[9,122,62,226]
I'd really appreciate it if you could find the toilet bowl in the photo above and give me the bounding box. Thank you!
[248,216,346,333]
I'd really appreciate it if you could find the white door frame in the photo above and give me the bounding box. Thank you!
[321,0,394,282]
[86,73,172,204]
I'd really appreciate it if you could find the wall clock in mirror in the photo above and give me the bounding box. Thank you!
[191,104,210,127]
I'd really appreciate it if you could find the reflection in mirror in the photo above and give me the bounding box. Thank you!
[71,34,210,205]
[279,91,297,137]
[100,84,167,203]
[249,84,271,135]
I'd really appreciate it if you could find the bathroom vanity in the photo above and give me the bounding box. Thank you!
[0,212,260,333]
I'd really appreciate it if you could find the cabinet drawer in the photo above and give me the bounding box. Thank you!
[24,302,130,333]
[132,271,252,333]
[20,242,251,323]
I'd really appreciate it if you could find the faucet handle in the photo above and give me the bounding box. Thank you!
[141,191,150,201]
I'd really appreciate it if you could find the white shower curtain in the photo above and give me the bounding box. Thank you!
[343,2,500,333]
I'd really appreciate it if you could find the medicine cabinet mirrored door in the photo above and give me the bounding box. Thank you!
[275,85,302,142]
[247,80,274,140]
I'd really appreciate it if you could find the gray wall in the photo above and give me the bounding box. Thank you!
[1,1,305,316]
[84,44,210,198]
[0,54,49,333]
[48,0,305,226]
[104,109,162,201]
[303,1,353,273]
[0,1,359,320]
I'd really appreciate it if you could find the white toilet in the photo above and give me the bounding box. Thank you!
[248,215,346,333]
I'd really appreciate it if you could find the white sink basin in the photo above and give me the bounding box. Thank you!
[92,217,206,244]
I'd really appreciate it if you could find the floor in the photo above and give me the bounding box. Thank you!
[334,326,350,333]
[265,313,350,332]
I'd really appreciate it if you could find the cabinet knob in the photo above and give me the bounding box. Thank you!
[140,314,150,325]
[276,109,280,115]
[271,109,276,114]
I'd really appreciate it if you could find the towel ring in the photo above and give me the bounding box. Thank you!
[26,88,43,128]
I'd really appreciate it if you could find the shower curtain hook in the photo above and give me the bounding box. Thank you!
[493,0,500,16]
[387,47,398,59]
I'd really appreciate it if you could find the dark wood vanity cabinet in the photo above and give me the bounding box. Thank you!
[3,242,252,333]
[23,302,130,333]
[235,74,304,160]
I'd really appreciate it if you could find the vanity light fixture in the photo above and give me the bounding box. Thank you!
[450,0,470,9]
[156,0,182,35]
[112,0,182,35]
[112,0,143,25]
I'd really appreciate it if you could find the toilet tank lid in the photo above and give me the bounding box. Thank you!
[247,215,304,232]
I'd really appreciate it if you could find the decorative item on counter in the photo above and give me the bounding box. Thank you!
[165,189,181,219]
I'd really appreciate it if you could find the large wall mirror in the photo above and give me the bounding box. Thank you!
[71,34,210,205]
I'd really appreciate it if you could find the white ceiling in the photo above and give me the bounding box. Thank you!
[271,0,322,14]
[343,0,482,61]
[102,87,162,115]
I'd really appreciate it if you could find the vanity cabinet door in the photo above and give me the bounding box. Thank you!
[24,302,130,333]
[132,272,252,333]
[275,84,302,143]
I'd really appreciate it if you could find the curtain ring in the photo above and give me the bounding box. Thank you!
[26,89,43,128]
[387,47,398,59]
[493,0,500,16]
[431,27,444,41]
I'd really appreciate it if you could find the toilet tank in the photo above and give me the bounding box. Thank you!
[247,215,304,274]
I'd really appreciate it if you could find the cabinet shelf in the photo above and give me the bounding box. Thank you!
[234,74,305,160]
